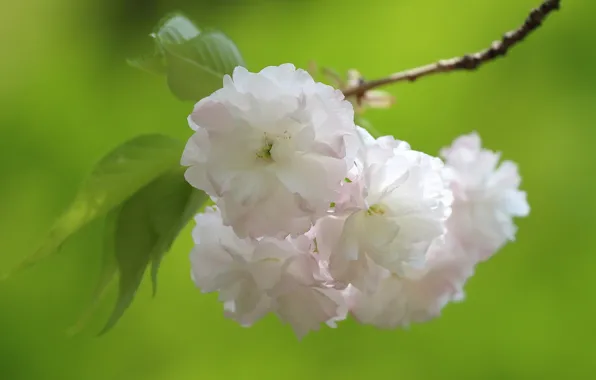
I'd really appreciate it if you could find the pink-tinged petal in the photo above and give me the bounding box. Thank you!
[190,98,237,133]
[326,136,453,287]
[275,152,345,203]
[182,64,363,238]
[350,237,475,329]
[441,132,529,261]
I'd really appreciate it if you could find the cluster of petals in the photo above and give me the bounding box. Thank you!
[182,63,360,239]
[182,64,530,337]
[190,207,346,338]
[440,133,530,261]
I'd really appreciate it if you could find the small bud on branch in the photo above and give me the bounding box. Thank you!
[343,0,561,98]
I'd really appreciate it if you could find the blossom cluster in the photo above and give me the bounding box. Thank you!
[181,64,529,338]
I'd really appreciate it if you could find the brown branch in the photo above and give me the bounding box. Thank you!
[342,0,561,98]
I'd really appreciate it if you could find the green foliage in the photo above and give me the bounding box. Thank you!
[128,13,245,101]
[4,134,208,333]
[2,12,241,335]
[127,49,167,76]
[2,134,182,280]
[100,170,208,334]
[67,209,120,335]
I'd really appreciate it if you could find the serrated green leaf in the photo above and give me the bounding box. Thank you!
[99,183,157,334]
[126,50,167,76]
[161,30,245,101]
[154,13,200,43]
[149,184,209,296]
[1,134,183,281]
[100,169,208,334]
[66,207,120,336]
[128,13,245,102]
[126,12,199,76]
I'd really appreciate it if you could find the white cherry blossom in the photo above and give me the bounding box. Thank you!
[327,135,453,291]
[441,132,530,260]
[190,207,346,338]
[348,236,475,328]
[182,64,530,336]
[182,64,361,238]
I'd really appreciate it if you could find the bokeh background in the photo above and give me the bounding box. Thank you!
[1,0,593,379]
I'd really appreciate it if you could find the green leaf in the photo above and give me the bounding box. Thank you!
[128,13,245,102]
[154,13,200,43]
[127,48,167,76]
[149,184,209,296]
[162,30,245,101]
[2,134,183,280]
[100,169,208,334]
[126,13,200,75]
[66,207,120,336]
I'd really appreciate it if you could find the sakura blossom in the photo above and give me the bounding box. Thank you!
[348,236,475,328]
[182,64,361,239]
[184,64,529,338]
[440,132,530,261]
[327,134,453,292]
[190,207,347,339]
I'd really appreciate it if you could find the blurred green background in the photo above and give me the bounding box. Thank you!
[1,0,593,379]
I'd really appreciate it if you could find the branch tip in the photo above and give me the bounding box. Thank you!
[342,0,561,98]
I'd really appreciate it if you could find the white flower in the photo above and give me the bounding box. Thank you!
[348,236,475,328]
[190,207,346,338]
[325,135,453,292]
[182,64,361,238]
[270,251,348,338]
[441,132,530,260]
[181,62,531,336]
